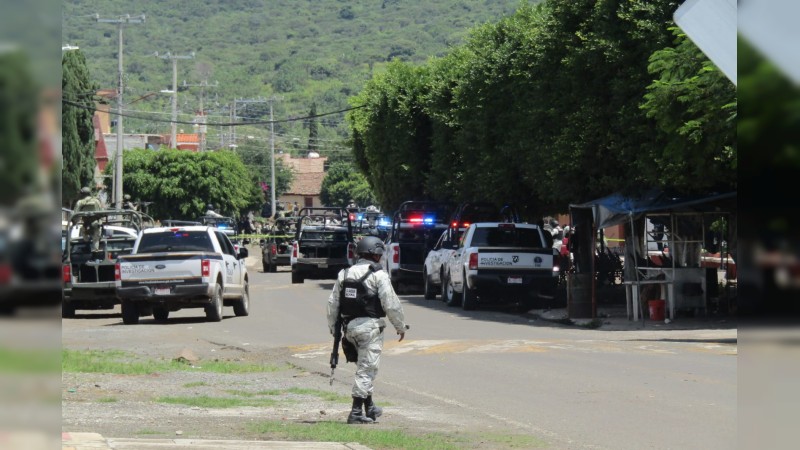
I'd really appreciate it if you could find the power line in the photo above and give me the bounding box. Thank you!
[62,98,365,126]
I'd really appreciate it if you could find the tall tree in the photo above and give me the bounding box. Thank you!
[640,27,737,193]
[121,149,256,220]
[61,49,97,207]
[0,51,39,205]
[320,161,376,208]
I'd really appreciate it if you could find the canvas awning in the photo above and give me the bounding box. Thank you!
[569,190,736,230]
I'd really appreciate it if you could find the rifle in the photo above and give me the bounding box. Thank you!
[329,317,342,385]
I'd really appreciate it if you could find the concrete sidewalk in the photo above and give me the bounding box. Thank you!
[63,432,373,450]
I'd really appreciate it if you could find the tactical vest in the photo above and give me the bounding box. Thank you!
[339,264,386,320]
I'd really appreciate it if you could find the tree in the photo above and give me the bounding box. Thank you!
[61,49,98,207]
[235,141,295,211]
[121,149,257,220]
[320,161,376,208]
[640,27,737,193]
[0,51,40,205]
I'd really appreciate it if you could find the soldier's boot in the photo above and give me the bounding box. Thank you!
[347,397,374,424]
[365,395,382,422]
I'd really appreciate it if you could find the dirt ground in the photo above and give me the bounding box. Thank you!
[61,346,535,450]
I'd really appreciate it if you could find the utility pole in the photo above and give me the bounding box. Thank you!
[155,51,195,149]
[181,79,218,151]
[228,97,267,149]
[267,96,283,219]
[94,13,145,209]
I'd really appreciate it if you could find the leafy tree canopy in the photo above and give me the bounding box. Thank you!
[320,161,376,208]
[120,149,258,220]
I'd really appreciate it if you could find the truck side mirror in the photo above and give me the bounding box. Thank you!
[238,247,249,259]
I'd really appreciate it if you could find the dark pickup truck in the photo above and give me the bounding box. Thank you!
[381,201,454,294]
[290,208,355,284]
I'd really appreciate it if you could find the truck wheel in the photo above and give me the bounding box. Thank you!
[205,283,224,322]
[291,269,304,284]
[233,283,250,317]
[444,274,462,307]
[62,302,76,319]
[270,263,277,273]
[153,308,169,322]
[262,261,269,273]
[461,274,477,311]
[121,300,139,325]
[423,269,436,300]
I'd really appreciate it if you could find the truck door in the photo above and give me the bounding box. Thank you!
[216,231,242,295]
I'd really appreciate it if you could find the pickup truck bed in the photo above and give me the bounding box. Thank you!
[116,226,250,324]
[443,223,559,312]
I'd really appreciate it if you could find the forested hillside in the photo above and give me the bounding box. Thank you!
[62,0,521,155]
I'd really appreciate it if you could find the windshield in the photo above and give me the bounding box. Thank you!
[470,227,543,248]
[137,231,215,253]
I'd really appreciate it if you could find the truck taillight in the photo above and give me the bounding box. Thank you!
[114,263,121,281]
[348,243,355,260]
[62,264,71,283]
[201,259,210,277]
[0,264,12,284]
[292,242,298,258]
[271,245,277,256]
[392,244,399,264]
[468,253,478,270]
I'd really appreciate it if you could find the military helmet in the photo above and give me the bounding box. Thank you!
[80,186,91,195]
[123,194,131,201]
[207,203,215,210]
[356,236,385,256]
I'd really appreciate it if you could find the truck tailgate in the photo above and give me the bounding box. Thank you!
[475,248,553,270]
[118,252,214,282]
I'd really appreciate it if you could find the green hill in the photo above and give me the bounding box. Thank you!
[62,0,522,155]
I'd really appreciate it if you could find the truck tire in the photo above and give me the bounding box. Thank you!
[153,307,169,322]
[291,269,304,284]
[205,283,224,322]
[121,300,139,325]
[444,273,462,307]
[461,273,477,310]
[270,262,277,273]
[62,302,76,319]
[262,260,269,273]
[423,269,436,300]
[233,283,250,317]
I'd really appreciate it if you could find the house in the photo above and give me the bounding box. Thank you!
[276,153,328,210]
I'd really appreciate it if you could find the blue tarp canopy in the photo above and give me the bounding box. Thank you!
[569,190,736,229]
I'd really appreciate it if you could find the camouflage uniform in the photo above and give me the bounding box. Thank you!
[73,191,103,252]
[327,259,407,399]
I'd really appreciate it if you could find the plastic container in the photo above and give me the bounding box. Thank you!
[648,299,666,321]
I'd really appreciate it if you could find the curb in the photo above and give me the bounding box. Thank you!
[63,432,373,450]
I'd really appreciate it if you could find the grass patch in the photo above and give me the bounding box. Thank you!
[157,396,278,408]
[249,420,467,450]
[481,432,548,448]
[97,397,117,403]
[0,348,61,373]
[134,430,161,435]
[62,350,282,374]
[224,388,350,403]
[183,381,208,388]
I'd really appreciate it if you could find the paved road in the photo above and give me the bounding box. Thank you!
[63,262,736,450]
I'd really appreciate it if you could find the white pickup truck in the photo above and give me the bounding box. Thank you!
[441,222,559,312]
[115,226,250,324]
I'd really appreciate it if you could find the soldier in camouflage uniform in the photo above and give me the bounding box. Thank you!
[72,187,103,252]
[327,236,408,424]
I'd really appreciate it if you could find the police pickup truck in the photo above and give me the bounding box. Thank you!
[382,201,454,294]
[115,226,250,324]
[441,222,559,312]
[290,207,355,284]
[422,202,519,300]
